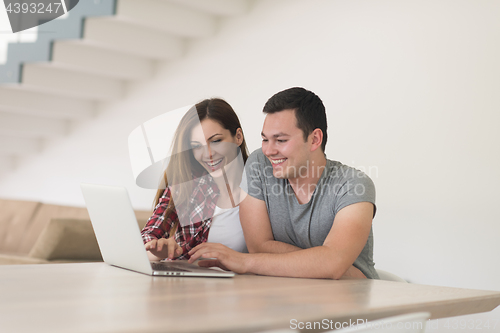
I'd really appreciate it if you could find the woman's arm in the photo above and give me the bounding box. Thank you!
[141,188,175,242]
[141,188,181,260]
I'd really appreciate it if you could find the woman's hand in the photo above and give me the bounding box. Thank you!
[145,238,182,260]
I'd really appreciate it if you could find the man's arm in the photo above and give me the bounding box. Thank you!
[239,194,300,253]
[189,201,374,279]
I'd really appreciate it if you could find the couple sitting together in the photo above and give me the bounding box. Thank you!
[141,87,379,280]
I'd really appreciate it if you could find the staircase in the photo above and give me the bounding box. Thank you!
[0,0,249,174]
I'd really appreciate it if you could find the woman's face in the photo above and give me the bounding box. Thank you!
[190,118,243,176]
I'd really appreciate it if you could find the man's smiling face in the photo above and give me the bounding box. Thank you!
[261,109,311,181]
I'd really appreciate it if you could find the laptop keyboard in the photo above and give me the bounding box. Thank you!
[151,263,190,272]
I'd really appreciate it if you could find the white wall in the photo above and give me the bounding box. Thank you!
[1,0,499,328]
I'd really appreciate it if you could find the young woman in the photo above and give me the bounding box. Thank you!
[141,98,249,261]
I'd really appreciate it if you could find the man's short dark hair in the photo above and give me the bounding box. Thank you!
[263,87,327,152]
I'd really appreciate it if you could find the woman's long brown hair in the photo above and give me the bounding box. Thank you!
[152,98,249,235]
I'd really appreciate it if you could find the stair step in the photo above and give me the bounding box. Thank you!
[52,40,153,80]
[0,86,94,119]
[0,0,115,84]
[0,135,41,155]
[0,112,68,138]
[167,0,249,17]
[22,62,124,101]
[117,0,216,38]
[83,17,184,59]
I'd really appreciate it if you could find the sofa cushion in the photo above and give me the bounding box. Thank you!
[19,204,90,255]
[0,199,41,254]
[0,254,49,265]
[29,218,103,261]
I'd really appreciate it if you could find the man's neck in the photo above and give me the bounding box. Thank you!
[288,154,327,205]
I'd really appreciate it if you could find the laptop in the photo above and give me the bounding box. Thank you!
[80,183,235,277]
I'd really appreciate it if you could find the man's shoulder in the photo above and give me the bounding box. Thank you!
[242,148,282,197]
[326,159,369,178]
[323,159,374,185]
[247,148,267,164]
[245,148,271,172]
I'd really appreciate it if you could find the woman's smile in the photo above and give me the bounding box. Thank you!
[204,157,224,171]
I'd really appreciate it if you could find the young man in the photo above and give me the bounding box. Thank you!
[189,87,378,279]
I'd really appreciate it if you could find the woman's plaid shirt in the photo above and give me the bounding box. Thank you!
[141,175,220,260]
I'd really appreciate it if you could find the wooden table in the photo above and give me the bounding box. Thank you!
[1,262,499,333]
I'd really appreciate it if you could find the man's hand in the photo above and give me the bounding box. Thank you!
[188,243,249,274]
[145,238,182,260]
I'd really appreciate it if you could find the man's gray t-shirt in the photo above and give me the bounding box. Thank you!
[243,149,378,279]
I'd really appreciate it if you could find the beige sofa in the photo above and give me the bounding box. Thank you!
[0,198,150,265]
